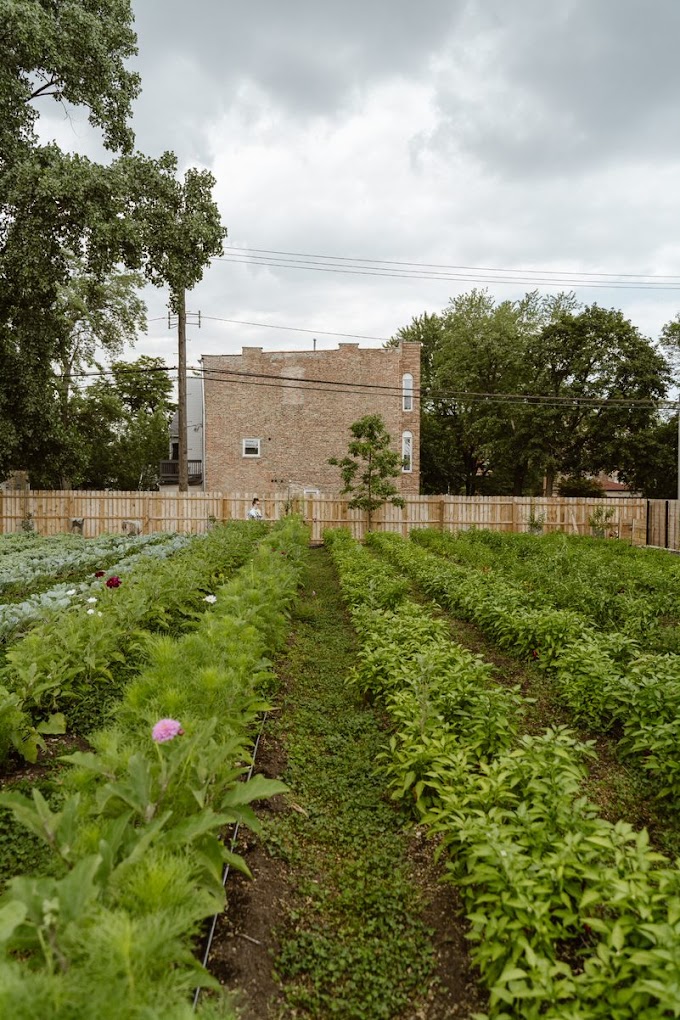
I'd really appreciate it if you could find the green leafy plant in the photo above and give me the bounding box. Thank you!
[330,529,680,1018]
[328,414,405,530]
[0,517,308,1017]
[524,505,546,534]
[588,504,616,538]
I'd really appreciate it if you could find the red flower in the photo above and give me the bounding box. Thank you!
[531,649,539,659]
[106,576,122,588]
[94,570,105,578]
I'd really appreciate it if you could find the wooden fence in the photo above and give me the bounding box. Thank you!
[2,489,676,549]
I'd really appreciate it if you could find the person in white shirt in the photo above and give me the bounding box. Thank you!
[247,497,263,520]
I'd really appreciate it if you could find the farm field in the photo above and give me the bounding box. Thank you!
[0,525,679,1018]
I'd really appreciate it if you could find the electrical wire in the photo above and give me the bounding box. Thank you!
[65,363,678,408]
[220,245,680,282]
[197,366,677,409]
[201,314,390,343]
[214,254,680,291]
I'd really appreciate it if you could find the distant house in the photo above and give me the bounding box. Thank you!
[199,342,421,495]
[159,375,204,489]
[594,473,640,498]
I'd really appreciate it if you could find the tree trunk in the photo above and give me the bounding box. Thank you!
[512,463,527,496]
[177,288,188,493]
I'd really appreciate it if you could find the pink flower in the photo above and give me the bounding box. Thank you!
[152,718,184,743]
[94,570,105,578]
[106,575,121,588]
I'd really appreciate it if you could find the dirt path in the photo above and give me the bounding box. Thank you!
[206,547,486,1019]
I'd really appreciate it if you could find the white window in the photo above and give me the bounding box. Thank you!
[402,431,413,473]
[402,373,414,411]
[242,438,261,458]
[303,488,320,497]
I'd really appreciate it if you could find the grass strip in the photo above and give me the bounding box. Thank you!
[264,547,442,1020]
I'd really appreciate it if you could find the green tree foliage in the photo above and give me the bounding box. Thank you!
[329,415,405,529]
[556,476,606,498]
[0,0,140,159]
[393,292,672,497]
[32,357,174,490]
[0,2,225,483]
[51,256,147,484]
[617,415,678,499]
[526,305,669,493]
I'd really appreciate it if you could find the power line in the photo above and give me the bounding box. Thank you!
[65,363,679,409]
[214,254,680,291]
[217,247,680,287]
[201,315,390,343]
[197,364,678,409]
[222,245,680,281]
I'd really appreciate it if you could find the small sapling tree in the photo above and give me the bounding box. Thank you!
[329,414,405,531]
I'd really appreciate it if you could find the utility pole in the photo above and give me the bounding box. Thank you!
[169,299,201,494]
[177,288,188,493]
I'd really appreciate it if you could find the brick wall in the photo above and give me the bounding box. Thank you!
[203,341,420,494]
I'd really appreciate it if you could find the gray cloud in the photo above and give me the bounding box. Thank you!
[130,0,464,159]
[430,0,680,176]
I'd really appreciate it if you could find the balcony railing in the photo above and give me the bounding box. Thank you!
[159,459,203,485]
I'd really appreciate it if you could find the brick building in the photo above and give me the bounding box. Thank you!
[202,341,420,494]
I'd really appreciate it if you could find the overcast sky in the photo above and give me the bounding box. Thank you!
[37,0,680,368]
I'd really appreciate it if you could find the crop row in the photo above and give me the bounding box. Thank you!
[369,532,680,806]
[325,529,680,1020]
[0,531,173,596]
[0,533,192,644]
[412,528,680,643]
[0,516,308,1020]
[0,521,268,764]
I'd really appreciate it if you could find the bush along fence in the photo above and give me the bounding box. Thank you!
[366,530,680,811]
[325,528,680,1020]
[3,489,679,550]
[0,515,308,1020]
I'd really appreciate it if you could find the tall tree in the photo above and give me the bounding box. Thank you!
[329,414,405,530]
[48,356,175,491]
[392,292,670,495]
[52,255,147,485]
[396,291,567,494]
[617,415,678,499]
[0,2,225,483]
[529,305,669,492]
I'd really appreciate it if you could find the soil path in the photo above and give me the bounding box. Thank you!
[206,546,486,1019]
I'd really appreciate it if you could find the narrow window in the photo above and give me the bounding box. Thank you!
[242,438,261,458]
[402,373,413,411]
[402,431,413,473]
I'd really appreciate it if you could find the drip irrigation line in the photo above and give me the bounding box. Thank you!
[192,710,269,1011]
